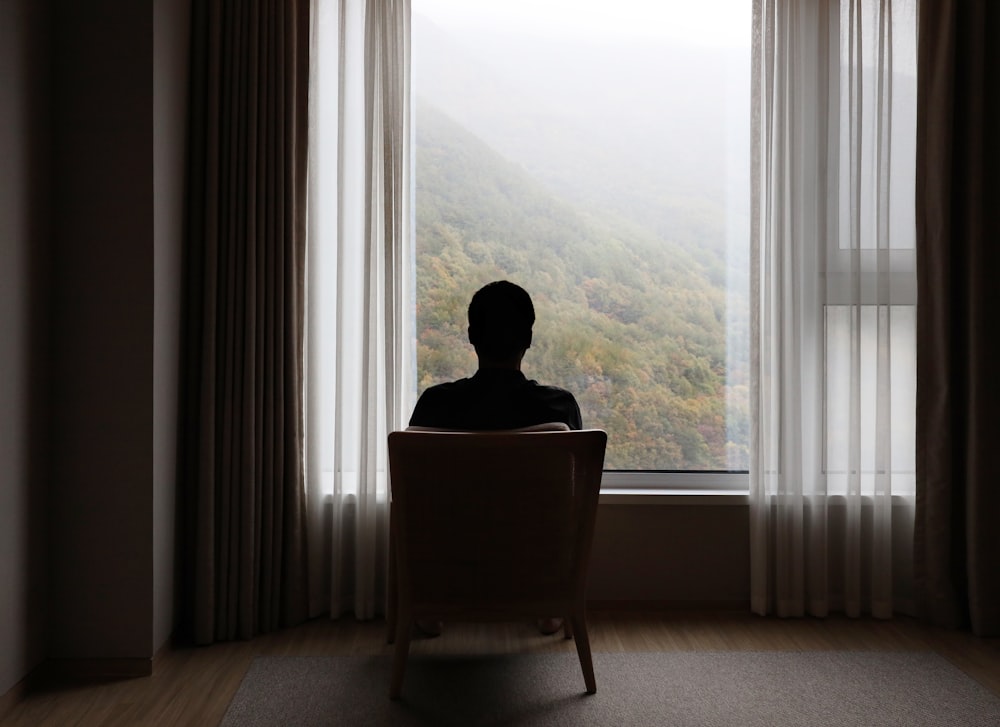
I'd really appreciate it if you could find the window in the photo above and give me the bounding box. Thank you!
[821,0,918,497]
[413,1,751,485]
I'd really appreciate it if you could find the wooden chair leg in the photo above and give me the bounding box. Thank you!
[386,519,398,644]
[563,616,574,640]
[389,610,412,699]
[571,611,597,694]
[386,577,397,644]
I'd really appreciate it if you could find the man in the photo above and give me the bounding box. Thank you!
[409,280,582,431]
[408,280,581,637]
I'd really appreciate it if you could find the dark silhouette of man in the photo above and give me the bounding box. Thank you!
[407,280,581,638]
[409,280,582,430]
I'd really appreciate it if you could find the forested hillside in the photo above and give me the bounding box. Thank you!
[415,102,749,470]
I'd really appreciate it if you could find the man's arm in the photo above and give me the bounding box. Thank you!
[566,396,583,430]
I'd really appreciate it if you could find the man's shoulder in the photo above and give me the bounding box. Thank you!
[410,377,475,413]
[410,371,582,430]
[418,377,473,397]
[522,379,582,429]
[525,379,578,401]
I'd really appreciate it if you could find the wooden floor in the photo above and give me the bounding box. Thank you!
[3,611,999,726]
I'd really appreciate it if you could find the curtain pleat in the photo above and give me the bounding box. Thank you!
[914,0,1000,637]
[305,0,414,620]
[180,0,311,645]
[751,0,918,618]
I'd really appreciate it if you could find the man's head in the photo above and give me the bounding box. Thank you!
[468,280,535,366]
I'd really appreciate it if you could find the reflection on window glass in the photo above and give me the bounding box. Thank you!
[413,1,751,470]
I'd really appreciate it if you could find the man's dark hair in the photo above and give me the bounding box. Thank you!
[467,281,535,361]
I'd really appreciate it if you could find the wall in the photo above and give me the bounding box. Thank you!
[586,496,914,611]
[1,0,189,696]
[45,0,155,660]
[591,502,749,605]
[0,0,49,699]
[153,0,190,657]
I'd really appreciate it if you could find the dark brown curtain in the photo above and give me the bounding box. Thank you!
[178,0,311,645]
[914,0,1000,637]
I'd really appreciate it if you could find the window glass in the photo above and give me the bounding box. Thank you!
[413,0,751,471]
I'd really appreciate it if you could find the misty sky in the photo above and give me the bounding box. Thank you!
[414,0,751,48]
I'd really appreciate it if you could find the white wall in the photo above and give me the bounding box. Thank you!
[1,0,189,695]
[591,503,749,605]
[0,0,48,698]
[45,0,154,660]
[153,0,190,657]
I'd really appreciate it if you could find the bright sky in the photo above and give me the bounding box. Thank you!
[414,0,751,48]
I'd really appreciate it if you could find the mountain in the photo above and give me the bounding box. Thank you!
[415,102,749,470]
[412,12,751,269]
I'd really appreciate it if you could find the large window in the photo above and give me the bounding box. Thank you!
[413,1,751,476]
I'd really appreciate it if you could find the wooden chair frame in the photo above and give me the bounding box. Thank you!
[386,429,607,699]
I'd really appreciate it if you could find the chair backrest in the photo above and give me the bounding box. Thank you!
[387,429,607,610]
[404,422,571,433]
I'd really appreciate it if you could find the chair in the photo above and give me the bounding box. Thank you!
[384,423,570,647]
[385,428,607,699]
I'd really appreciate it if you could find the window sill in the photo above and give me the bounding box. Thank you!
[599,490,750,505]
[598,471,749,504]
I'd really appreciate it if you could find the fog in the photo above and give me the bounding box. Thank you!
[412,8,751,231]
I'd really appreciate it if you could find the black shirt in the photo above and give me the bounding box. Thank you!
[409,369,583,431]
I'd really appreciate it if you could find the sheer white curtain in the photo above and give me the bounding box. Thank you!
[306,0,414,619]
[750,0,917,618]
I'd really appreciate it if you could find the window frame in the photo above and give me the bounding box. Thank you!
[413,1,753,491]
[601,470,749,494]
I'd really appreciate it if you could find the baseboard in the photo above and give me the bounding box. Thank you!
[0,676,30,721]
[0,656,152,718]
[37,657,153,680]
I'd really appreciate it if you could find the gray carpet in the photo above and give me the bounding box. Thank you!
[220,651,1000,726]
